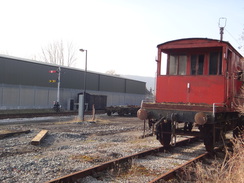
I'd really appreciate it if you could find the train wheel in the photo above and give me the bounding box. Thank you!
[156,120,172,149]
[118,110,124,116]
[199,124,214,153]
[107,111,111,116]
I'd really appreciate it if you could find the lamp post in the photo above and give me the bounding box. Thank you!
[79,49,87,121]
[218,17,227,41]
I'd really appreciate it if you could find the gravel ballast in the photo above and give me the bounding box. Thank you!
[0,114,163,182]
[0,114,208,182]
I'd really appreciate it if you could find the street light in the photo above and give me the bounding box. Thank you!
[79,49,87,121]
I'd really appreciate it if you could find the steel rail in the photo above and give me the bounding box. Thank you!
[0,112,77,119]
[0,110,106,120]
[149,143,229,182]
[149,152,209,183]
[47,137,198,183]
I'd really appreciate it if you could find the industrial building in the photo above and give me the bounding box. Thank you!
[0,55,146,110]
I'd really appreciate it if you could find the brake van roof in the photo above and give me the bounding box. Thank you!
[157,38,243,58]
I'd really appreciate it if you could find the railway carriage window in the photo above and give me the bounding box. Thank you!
[160,52,167,75]
[209,52,222,75]
[169,55,177,75]
[168,55,187,75]
[179,55,187,75]
[191,55,204,75]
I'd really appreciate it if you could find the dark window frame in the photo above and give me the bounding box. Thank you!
[190,54,205,75]
[209,52,222,75]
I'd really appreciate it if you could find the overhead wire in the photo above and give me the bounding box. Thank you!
[225,28,243,49]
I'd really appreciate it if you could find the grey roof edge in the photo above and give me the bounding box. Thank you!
[0,54,146,84]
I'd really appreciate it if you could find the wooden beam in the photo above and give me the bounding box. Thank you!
[0,130,30,139]
[31,130,48,145]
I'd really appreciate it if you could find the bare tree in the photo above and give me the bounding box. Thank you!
[235,29,244,115]
[66,42,77,67]
[41,40,77,67]
[105,70,120,76]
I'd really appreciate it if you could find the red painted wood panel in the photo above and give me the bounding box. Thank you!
[156,75,225,105]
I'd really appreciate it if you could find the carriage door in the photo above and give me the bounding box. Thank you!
[189,54,204,102]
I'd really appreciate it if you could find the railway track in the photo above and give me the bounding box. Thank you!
[149,152,209,182]
[0,110,105,119]
[0,112,77,119]
[47,137,210,183]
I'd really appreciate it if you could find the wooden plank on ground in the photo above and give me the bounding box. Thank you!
[0,130,30,139]
[31,130,48,145]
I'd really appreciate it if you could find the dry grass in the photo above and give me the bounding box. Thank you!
[106,159,159,181]
[235,84,244,114]
[53,119,78,125]
[115,164,155,178]
[177,136,244,183]
[53,116,113,125]
[70,154,100,162]
[217,137,244,183]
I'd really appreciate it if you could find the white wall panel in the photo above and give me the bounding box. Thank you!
[0,85,145,110]
[2,85,20,108]
[19,86,35,107]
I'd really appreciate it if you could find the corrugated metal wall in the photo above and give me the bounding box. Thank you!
[0,56,145,94]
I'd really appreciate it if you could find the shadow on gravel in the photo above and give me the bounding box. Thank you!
[39,133,88,148]
[39,134,56,147]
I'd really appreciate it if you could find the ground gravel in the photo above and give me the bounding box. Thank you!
[0,114,208,183]
[0,114,162,183]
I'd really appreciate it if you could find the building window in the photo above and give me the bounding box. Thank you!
[168,55,187,75]
[191,54,204,75]
[209,52,222,75]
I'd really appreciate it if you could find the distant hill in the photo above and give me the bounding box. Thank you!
[122,75,155,91]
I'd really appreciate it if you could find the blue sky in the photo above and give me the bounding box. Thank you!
[0,0,243,77]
